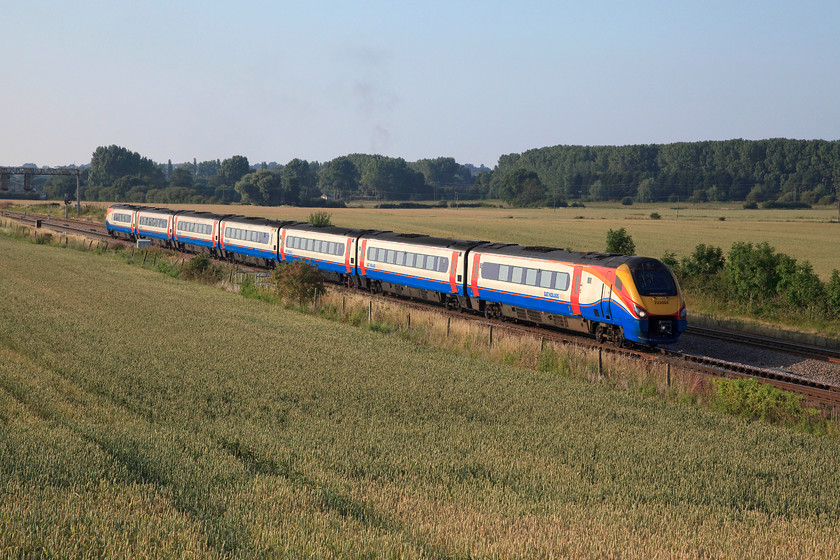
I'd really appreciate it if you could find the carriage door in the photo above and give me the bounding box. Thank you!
[570,265,583,316]
[600,281,612,321]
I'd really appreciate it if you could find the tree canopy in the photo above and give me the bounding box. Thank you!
[32,139,840,208]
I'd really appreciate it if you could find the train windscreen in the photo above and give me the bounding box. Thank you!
[630,260,678,297]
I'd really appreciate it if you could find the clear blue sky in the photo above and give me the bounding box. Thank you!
[2,1,838,168]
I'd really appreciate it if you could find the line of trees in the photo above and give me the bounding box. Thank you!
[30,138,840,207]
[493,139,840,207]
[42,146,483,206]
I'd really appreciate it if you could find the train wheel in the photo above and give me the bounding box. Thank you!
[614,327,626,348]
[595,325,607,344]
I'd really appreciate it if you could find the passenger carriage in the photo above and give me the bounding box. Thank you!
[468,244,686,345]
[135,207,179,246]
[358,232,484,308]
[105,204,144,240]
[218,216,290,268]
[280,224,370,285]
[172,211,227,256]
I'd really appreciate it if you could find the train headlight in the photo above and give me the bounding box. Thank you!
[679,306,687,319]
[633,303,647,318]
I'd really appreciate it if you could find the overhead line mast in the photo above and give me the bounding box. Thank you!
[0,167,82,216]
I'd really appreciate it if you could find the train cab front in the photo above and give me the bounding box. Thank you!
[616,258,687,346]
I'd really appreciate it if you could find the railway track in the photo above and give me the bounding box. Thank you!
[4,208,840,410]
[686,324,840,363]
[367,290,840,409]
[0,210,112,241]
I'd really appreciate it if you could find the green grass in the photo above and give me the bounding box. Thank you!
[3,235,840,557]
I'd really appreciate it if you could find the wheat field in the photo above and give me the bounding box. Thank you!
[2,234,840,558]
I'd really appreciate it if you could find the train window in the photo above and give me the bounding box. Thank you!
[481,262,500,281]
[539,271,553,288]
[395,251,405,266]
[386,250,395,264]
[336,243,345,257]
[403,253,413,267]
[498,264,510,282]
[511,267,523,284]
[437,257,448,273]
[140,216,167,229]
[630,261,677,296]
[555,272,570,291]
[525,268,538,286]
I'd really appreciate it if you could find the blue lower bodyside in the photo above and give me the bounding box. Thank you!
[476,286,574,316]
[177,235,215,249]
[107,224,133,236]
[224,243,277,261]
[284,254,350,275]
[477,285,683,345]
[137,229,170,241]
[364,269,456,295]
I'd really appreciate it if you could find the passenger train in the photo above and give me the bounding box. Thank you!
[106,204,687,347]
